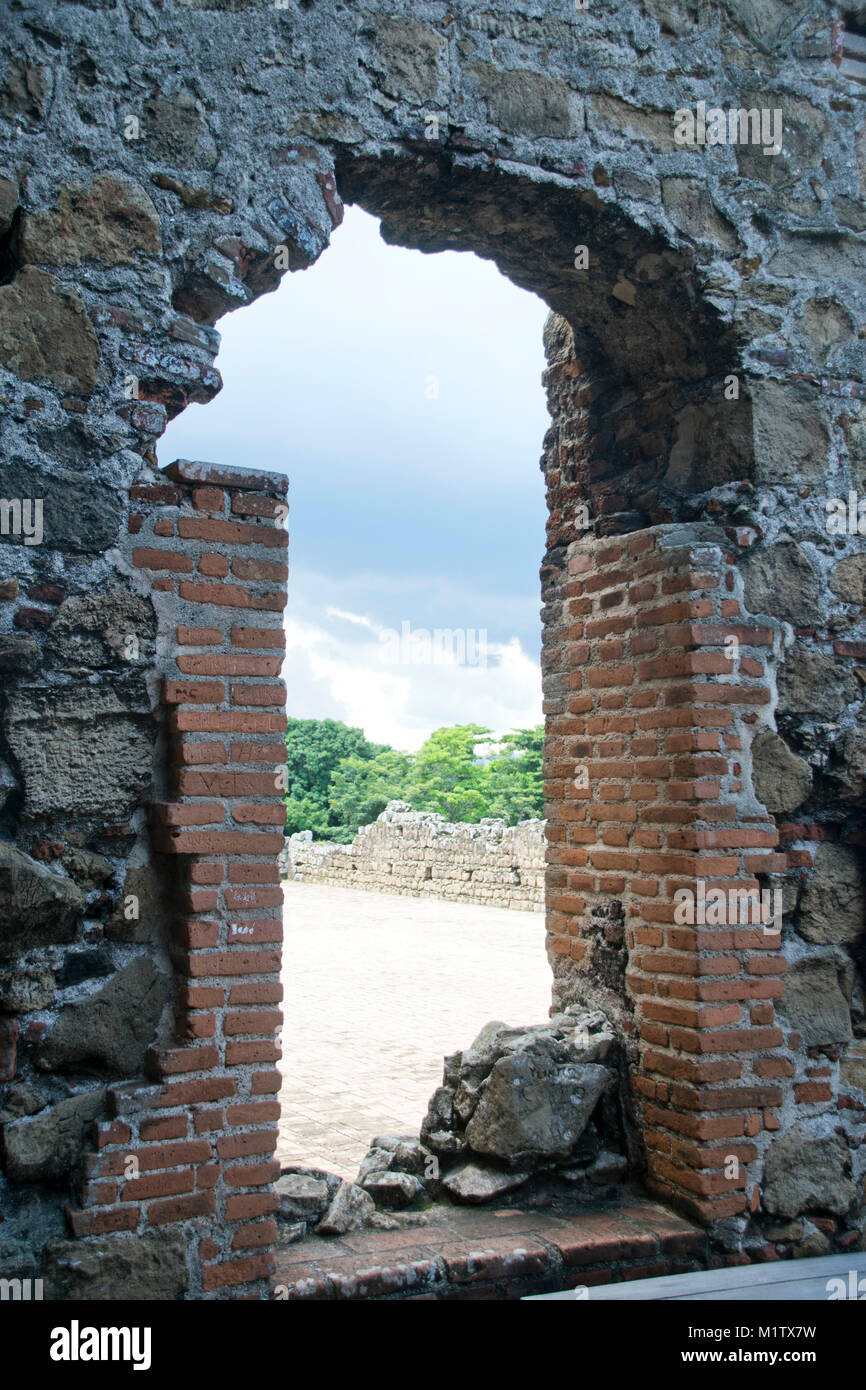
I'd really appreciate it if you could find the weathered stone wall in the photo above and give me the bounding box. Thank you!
[0,459,289,1299]
[284,803,546,911]
[1,0,864,1293]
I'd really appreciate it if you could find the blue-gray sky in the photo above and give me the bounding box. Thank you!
[159,206,550,750]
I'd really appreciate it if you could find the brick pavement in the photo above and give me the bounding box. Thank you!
[277,881,552,1177]
[271,1194,708,1301]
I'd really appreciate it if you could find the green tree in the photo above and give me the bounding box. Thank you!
[405,724,492,823]
[284,718,387,838]
[482,724,544,823]
[327,748,413,839]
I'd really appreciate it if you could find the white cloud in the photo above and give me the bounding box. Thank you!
[282,606,542,751]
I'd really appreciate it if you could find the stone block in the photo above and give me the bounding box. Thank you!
[36,957,171,1078]
[0,842,83,959]
[4,683,154,821]
[42,1229,188,1300]
[2,1087,106,1183]
[0,268,99,395]
[762,1124,857,1218]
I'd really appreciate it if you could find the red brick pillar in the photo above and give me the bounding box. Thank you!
[66,460,288,1299]
[544,526,790,1228]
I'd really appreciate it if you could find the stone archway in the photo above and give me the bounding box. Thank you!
[1,0,864,1298]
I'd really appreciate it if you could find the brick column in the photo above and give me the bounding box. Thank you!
[543,524,791,1228]
[66,460,288,1299]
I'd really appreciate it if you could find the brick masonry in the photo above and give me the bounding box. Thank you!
[63,461,289,1299]
[0,0,864,1297]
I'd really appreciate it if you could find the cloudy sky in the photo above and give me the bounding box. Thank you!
[158,205,550,751]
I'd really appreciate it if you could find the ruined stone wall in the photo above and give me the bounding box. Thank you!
[1,0,864,1294]
[284,804,546,911]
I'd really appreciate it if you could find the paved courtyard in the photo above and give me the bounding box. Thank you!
[277,881,552,1178]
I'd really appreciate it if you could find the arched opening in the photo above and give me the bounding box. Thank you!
[151,149,769,1235]
[159,197,556,1181]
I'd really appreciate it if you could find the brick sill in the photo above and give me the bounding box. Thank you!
[271,1190,707,1301]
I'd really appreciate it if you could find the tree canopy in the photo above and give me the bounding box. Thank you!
[284,718,544,841]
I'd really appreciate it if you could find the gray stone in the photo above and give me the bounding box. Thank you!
[796,844,865,946]
[441,1159,532,1204]
[725,0,814,52]
[0,59,49,122]
[61,848,114,892]
[800,299,853,360]
[0,1081,48,1122]
[276,1221,306,1247]
[665,398,754,491]
[0,1238,38,1279]
[4,684,154,821]
[36,957,170,1078]
[0,841,84,959]
[0,460,124,555]
[829,554,866,606]
[316,1180,375,1235]
[777,647,856,721]
[275,1172,330,1222]
[391,1139,433,1177]
[840,1040,866,1095]
[104,863,169,944]
[0,635,39,674]
[472,64,576,138]
[42,1229,188,1300]
[742,543,823,628]
[751,731,812,815]
[762,1124,856,1218]
[420,1086,456,1147]
[780,956,853,1048]
[21,177,161,267]
[589,94,680,151]
[586,1148,629,1184]
[0,268,100,395]
[790,1220,832,1259]
[768,233,866,289]
[2,1087,106,1182]
[735,95,827,188]
[465,1042,612,1165]
[372,18,447,105]
[750,382,830,486]
[143,92,207,166]
[361,1171,423,1209]
[0,966,55,1012]
[453,1077,482,1124]
[47,587,157,667]
[279,1164,341,1200]
[357,1145,395,1183]
[662,178,739,251]
[423,1129,466,1157]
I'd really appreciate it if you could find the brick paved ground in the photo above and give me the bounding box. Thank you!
[272,1194,708,1301]
[277,881,551,1178]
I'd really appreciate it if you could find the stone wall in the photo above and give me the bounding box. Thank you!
[0,460,289,1300]
[284,803,546,911]
[1,0,865,1294]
